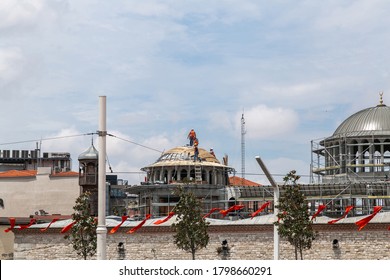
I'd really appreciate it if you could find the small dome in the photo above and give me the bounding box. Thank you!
[332,104,390,138]
[78,144,99,160]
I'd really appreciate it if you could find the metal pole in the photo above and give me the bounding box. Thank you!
[97,96,107,260]
[255,156,279,260]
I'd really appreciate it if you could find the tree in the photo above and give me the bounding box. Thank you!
[64,191,97,260]
[172,186,210,260]
[275,170,316,260]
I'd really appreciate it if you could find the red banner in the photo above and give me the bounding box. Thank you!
[250,202,271,219]
[355,206,382,231]
[220,205,244,217]
[109,216,128,234]
[203,208,221,218]
[4,218,16,233]
[154,212,175,225]
[61,221,75,234]
[328,206,354,224]
[19,218,36,230]
[40,218,59,232]
[311,204,326,220]
[127,214,151,234]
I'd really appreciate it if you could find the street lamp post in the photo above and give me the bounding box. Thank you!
[97,96,107,260]
[255,156,280,260]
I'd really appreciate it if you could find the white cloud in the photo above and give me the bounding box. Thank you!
[0,0,65,32]
[238,105,299,140]
[0,0,44,29]
[0,48,24,87]
[313,0,389,32]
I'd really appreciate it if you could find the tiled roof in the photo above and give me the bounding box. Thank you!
[229,176,261,186]
[50,171,79,177]
[0,169,78,178]
[0,170,37,178]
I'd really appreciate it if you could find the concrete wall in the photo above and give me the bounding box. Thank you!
[12,224,390,260]
[0,169,80,217]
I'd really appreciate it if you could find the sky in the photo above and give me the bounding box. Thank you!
[1,0,390,186]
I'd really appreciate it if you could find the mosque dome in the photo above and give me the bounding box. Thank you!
[142,145,223,170]
[78,144,99,161]
[331,98,390,138]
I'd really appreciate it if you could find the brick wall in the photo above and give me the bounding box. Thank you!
[13,224,390,260]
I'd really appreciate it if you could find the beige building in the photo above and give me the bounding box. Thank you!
[0,166,80,259]
[0,167,80,218]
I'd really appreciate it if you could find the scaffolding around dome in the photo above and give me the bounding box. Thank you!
[309,96,390,216]
[311,100,390,184]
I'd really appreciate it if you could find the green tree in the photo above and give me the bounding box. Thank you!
[64,191,97,260]
[275,170,316,260]
[172,186,210,260]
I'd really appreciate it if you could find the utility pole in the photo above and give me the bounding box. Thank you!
[97,96,107,260]
[255,156,279,260]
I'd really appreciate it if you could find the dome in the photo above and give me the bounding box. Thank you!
[332,103,390,138]
[141,145,229,170]
[78,144,99,160]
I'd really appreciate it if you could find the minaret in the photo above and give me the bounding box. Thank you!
[78,142,99,216]
[241,113,246,185]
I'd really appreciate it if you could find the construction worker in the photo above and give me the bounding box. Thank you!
[194,145,199,162]
[193,137,199,147]
[187,129,196,146]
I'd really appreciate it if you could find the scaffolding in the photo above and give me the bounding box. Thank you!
[311,135,390,184]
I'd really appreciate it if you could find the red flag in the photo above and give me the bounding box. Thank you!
[19,218,36,230]
[4,218,16,233]
[203,208,221,218]
[250,202,271,219]
[154,212,175,225]
[127,214,151,234]
[355,206,382,231]
[220,205,244,217]
[61,221,75,234]
[40,218,59,232]
[328,206,354,224]
[109,216,128,234]
[311,204,326,220]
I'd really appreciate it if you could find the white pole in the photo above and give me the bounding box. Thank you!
[97,96,107,260]
[255,156,280,260]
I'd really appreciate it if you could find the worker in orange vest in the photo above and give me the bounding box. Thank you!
[187,129,196,146]
[194,145,199,162]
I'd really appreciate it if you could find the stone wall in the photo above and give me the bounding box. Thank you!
[13,224,390,260]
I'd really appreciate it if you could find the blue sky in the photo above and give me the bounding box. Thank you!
[1,0,390,185]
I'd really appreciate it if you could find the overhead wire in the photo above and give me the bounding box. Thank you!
[107,133,164,154]
[0,133,95,146]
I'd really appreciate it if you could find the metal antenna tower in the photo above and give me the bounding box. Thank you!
[241,113,246,185]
